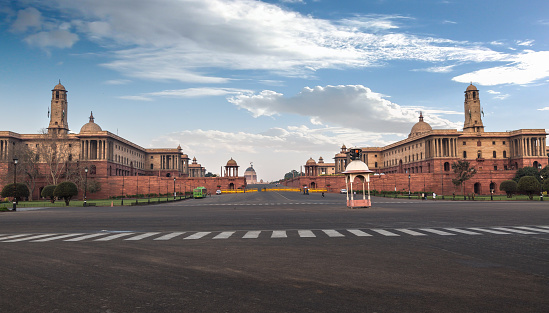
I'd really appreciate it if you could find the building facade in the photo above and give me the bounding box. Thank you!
[0,82,244,200]
[295,84,548,195]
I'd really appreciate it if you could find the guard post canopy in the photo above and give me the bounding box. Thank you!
[341,160,374,208]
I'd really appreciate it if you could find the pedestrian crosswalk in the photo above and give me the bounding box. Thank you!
[1,225,548,243]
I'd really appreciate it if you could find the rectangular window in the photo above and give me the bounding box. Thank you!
[463,141,466,145]
[503,141,506,145]
[494,166,497,171]
[492,141,495,145]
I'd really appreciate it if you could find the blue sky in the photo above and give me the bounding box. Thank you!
[1,0,548,181]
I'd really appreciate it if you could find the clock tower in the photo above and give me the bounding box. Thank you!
[48,81,69,135]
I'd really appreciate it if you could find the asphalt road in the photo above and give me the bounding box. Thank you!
[1,191,549,312]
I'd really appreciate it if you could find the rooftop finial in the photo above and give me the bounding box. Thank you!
[419,111,424,121]
[89,111,94,123]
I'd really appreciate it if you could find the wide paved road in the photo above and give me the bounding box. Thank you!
[1,192,549,312]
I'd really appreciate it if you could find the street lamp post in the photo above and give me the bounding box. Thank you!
[166,179,169,201]
[136,174,139,205]
[13,158,18,211]
[121,174,125,206]
[173,177,176,200]
[84,167,88,206]
[408,174,411,199]
[539,164,544,201]
[490,169,493,201]
[441,162,444,200]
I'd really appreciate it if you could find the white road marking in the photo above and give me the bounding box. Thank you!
[371,229,400,236]
[125,232,161,241]
[154,232,186,240]
[396,229,427,236]
[243,231,261,239]
[184,232,211,240]
[3,234,59,242]
[419,228,456,236]
[213,231,235,239]
[0,234,33,241]
[444,228,482,235]
[347,229,372,237]
[468,228,511,235]
[65,233,111,241]
[95,233,135,241]
[515,226,549,234]
[298,230,316,238]
[322,230,345,237]
[492,227,538,235]
[271,231,287,238]
[33,233,85,242]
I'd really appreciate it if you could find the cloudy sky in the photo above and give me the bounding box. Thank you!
[1,0,548,181]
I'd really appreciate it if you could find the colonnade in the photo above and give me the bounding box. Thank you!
[161,154,179,170]
[81,139,107,160]
[0,140,11,160]
[511,137,546,157]
[426,137,458,158]
[224,165,239,177]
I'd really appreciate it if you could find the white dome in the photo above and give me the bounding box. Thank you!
[342,160,373,174]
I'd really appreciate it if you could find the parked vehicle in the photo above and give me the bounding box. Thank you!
[340,189,347,194]
[216,190,222,195]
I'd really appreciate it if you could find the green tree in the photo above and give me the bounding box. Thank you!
[517,176,540,200]
[205,172,217,177]
[284,170,300,180]
[86,180,102,194]
[513,167,540,183]
[542,180,549,193]
[1,183,30,204]
[53,181,78,205]
[499,180,517,198]
[41,185,57,203]
[451,160,477,197]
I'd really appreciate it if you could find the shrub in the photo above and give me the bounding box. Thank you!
[1,183,30,204]
[41,185,57,203]
[517,176,540,200]
[499,180,517,198]
[53,181,79,206]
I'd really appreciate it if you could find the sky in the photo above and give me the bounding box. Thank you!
[1,0,548,182]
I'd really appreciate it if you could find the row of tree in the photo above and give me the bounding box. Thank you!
[1,181,79,205]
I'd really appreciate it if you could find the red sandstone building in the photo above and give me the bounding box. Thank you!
[291,84,548,195]
[0,82,245,200]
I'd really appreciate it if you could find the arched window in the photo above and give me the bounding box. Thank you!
[463,151,467,158]
[477,151,482,159]
[444,162,450,171]
[503,151,507,158]
[493,151,496,158]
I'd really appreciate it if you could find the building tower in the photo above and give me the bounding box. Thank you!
[48,81,69,135]
[463,83,484,133]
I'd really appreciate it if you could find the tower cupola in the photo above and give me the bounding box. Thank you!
[463,83,484,133]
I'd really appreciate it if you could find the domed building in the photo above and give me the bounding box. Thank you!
[244,163,257,184]
[224,158,239,177]
[296,83,547,196]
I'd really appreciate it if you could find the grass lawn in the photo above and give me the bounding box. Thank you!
[0,196,191,208]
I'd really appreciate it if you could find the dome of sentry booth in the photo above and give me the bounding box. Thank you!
[341,160,374,175]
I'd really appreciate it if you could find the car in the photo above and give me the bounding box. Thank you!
[340,189,347,194]
[215,190,222,195]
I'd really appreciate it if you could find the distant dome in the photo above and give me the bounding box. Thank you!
[466,83,478,91]
[318,157,324,164]
[245,166,256,173]
[226,158,238,167]
[80,112,102,133]
[244,164,257,184]
[409,112,432,138]
[53,81,66,90]
[306,157,317,165]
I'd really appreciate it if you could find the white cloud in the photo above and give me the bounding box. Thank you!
[486,90,510,100]
[24,29,79,48]
[452,50,549,86]
[414,65,455,73]
[121,87,253,100]
[21,0,509,82]
[537,107,549,111]
[104,79,131,85]
[228,85,461,133]
[10,7,41,32]
[516,40,534,46]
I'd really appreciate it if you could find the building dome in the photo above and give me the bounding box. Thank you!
[466,83,478,91]
[318,156,324,164]
[226,158,238,167]
[306,157,317,165]
[342,160,373,174]
[80,112,102,133]
[244,164,257,184]
[53,81,66,90]
[409,112,432,138]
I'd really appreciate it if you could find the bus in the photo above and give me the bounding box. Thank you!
[193,187,207,198]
